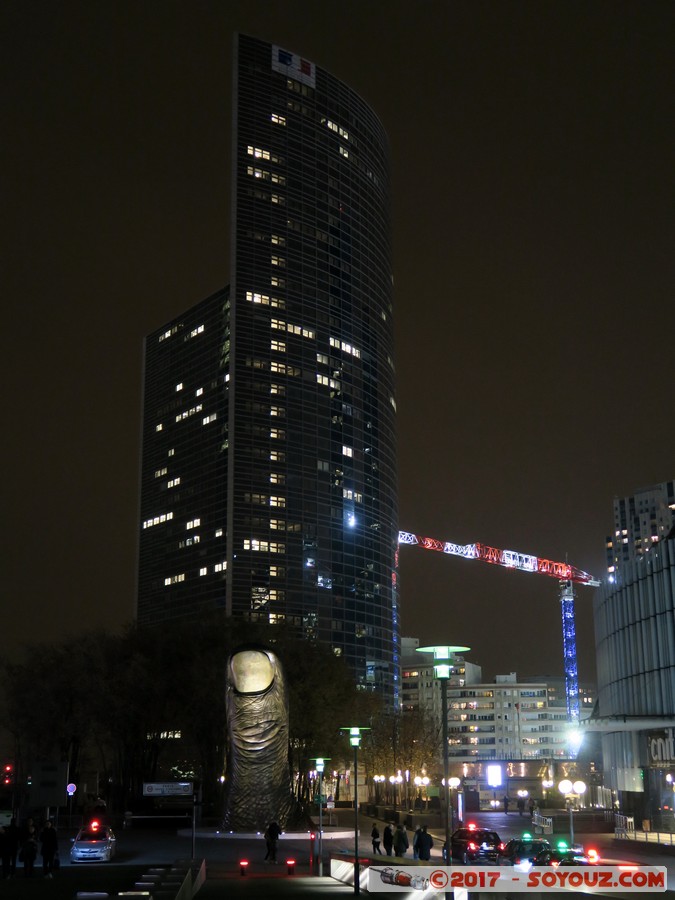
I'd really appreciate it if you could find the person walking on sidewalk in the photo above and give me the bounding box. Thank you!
[264,821,282,862]
[383,823,394,856]
[416,825,434,861]
[393,823,409,857]
[39,820,58,879]
[371,822,383,854]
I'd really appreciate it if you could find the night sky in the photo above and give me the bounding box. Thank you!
[4,1,674,684]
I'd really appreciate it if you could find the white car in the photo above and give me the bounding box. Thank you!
[70,820,116,862]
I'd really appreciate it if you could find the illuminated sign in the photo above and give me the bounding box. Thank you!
[647,729,675,767]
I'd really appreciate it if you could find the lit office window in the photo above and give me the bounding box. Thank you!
[143,512,174,529]
[164,573,185,585]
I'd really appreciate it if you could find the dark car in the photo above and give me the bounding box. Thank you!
[450,824,504,864]
[498,835,552,868]
[532,848,596,867]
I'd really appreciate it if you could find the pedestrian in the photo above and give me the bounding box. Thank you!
[517,796,526,816]
[528,798,536,818]
[412,825,422,859]
[371,822,383,854]
[19,821,38,877]
[264,820,282,862]
[503,795,509,814]
[382,823,394,856]
[39,820,58,878]
[0,826,10,879]
[416,824,434,861]
[393,822,409,857]
[6,818,19,876]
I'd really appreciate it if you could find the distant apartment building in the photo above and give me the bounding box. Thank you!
[446,674,571,762]
[400,637,482,719]
[401,639,575,760]
[527,674,597,721]
[592,480,675,820]
[605,480,675,578]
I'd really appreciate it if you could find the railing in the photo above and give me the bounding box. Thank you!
[532,810,553,834]
[614,813,634,837]
[614,813,675,846]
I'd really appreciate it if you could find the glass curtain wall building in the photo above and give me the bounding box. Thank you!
[138,34,399,702]
[593,482,675,820]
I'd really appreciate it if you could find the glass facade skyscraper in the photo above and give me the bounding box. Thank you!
[593,483,675,818]
[137,34,399,702]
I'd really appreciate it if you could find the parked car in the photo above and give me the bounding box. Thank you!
[450,823,504,864]
[498,835,552,869]
[70,820,116,863]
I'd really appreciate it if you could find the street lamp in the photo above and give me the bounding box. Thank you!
[311,756,331,877]
[341,726,370,895]
[447,776,460,831]
[414,775,430,812]
[373,774,385,805]
[542,778,554,807]
[389,773,403,810]
[416,644,470,866]
[559,779,586,846]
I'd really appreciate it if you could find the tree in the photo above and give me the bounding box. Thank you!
[0,616,388,818]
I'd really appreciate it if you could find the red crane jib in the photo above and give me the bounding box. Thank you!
[404,533,597,586]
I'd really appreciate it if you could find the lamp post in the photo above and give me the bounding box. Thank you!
[373,774,385,805]
[341,726,369,895]
[389,773,403,812]
[414,775,430,812]
[311,756,330,877]
[558,779,586,846]
[416,644,470,867]
[542,778,554,808]
[447,776,460,832]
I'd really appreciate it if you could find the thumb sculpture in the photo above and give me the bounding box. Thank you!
[222,644,298,830]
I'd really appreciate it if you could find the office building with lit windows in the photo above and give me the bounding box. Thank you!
[137,34,399,702]
[605,480,675,578]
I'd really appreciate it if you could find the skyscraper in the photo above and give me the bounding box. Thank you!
[605,480,675,578]
[593,481,675,819]
[137,35,399,702]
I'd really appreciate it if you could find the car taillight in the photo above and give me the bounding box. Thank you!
[468,842,477,851]
[587,849,599,863]
[499,843,506,851]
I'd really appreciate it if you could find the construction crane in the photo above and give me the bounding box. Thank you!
[397,531,601,724]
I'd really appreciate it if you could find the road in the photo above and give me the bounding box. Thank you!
[1,810,673,898]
